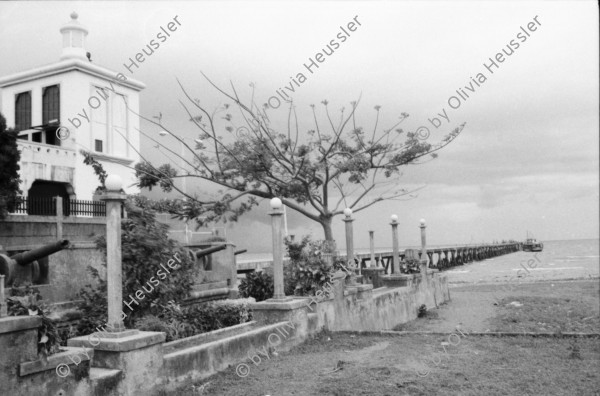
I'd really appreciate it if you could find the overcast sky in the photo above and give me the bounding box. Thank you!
[1,1,598,252]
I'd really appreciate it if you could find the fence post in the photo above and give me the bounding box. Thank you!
[99,175,127,332]
[420,219,428,273]
[369,230,375,268]
[343,208,356,274]
[390,214,400,274]
[269,198,287,300]
[55,196,63,239]
[0,275,7,317]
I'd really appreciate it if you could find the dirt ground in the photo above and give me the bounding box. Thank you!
[183,279,599,396]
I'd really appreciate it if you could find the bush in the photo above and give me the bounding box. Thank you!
[76,205,199,335]
[135,299,253,342]
[238,271,274,302]
[7,283,61,356]
[400,258,421,274]
[239,236,345,300]
[284,236,336,296]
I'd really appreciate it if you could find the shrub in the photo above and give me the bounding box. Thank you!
[135,299,253,342]
[7,283,61,356]
[401,258,421,274]
[76,204,199,335]
[284,236,336,296]
[238,271,274,302]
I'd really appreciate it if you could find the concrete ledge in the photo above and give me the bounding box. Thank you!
[163,321,257,355]
[19,346,93,376]
[189,287,229,300]
[0,316,41,334]
[68,330,165,352]
[251,298,309,311]
[381,274,413,287]
[163,319,303,390]
[343,287,359,296]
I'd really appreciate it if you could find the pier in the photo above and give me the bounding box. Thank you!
[237,242,522,275]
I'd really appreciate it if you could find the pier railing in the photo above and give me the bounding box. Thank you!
[236,243,522,275]
[237,204,522,285]
[356,243,522,274]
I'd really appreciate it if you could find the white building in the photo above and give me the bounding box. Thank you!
[0,12,144,203]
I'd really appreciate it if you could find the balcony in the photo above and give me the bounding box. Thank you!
[17,140,77,187]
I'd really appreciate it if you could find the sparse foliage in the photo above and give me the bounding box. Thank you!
[125,75,465,242]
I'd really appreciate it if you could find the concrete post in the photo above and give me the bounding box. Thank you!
[269,198,286,300]
[369,230,375,268]
[99,175,127,332]
[420,219,428,274]
[343,208,356,274]
[0,275,7,317]
[55,196,63,239]
[390,215,400,274]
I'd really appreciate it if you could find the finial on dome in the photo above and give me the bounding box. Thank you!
[60,12,89,61]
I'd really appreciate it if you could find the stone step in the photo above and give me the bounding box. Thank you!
[88,367,122,385]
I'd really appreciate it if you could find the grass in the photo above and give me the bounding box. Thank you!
[489,281,600,333]
[173,280,600,395]
[190,332,600,396]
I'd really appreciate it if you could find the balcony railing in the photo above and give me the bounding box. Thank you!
[6,196,106,217]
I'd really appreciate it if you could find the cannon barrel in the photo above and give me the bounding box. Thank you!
[11,239,70,266]
[195,244,227,259]
[234,249,247,256]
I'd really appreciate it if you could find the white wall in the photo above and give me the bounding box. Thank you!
[1,70,141,200]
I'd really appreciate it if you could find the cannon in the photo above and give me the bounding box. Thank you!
[183,244,228,271]
[234,249,247,256]
[195,244,227,258]
[0,239,70,285]
[184,244,228,262]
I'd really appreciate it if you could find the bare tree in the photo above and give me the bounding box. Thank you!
[132,75,465,243]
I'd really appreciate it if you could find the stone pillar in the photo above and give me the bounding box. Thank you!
[369,230,375,268]
[343,208,356,274]
[269,198,287,300]
[390,214,400,274]
[0,275,7,317]
[419,219,428,274]
[98,175,127,332]
[55,196,63,239]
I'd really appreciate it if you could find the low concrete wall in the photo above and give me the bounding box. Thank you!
[324,270,449,331]
[161,317,310,392]
[1,271,449,395]
[0,316,94,396]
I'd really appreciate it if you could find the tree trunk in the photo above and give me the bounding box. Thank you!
[322,217,334,241]
[320,216,337,254]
